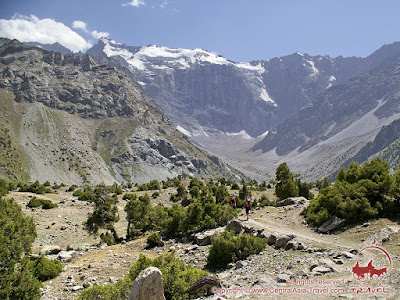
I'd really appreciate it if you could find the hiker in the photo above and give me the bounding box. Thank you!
[229,196,236,209]
[244,198,251,220]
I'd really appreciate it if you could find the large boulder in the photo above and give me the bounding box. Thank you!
[275,235,295,249]
[193,227,225,246]
[276,197,308,207]
[226,219,244,234]
[188,274,221,298]
[318,216,345,233]
[129,267,165,300]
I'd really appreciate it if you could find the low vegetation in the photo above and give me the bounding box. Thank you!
[78,252,208,300]
[207,230,268,269]
[306,158,400,226]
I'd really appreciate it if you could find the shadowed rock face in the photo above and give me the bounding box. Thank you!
[88,39,400,138]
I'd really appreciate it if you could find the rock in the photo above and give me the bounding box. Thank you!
[226,219,243,234]
[188,274,221,298]
[235,261,247,269]
[311,266,333,276]
[39,245,62,255]
[57,250,75,261]
[275,274,291,283]
[275,235,294,249]
[276,197,308,207]
[362,222,371,227]
[284,240,296,250]
[194,227,225,246]
[297,242,306,250]
[60,225,68,231]
[267,233,278,245]
[66,245,74,251]
[317,216,345,233]
[129,267,165,300]
[72,285,84,291]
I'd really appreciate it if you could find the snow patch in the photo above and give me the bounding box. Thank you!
[257,130,269,139]
[176,125,192,137]
[260,88,276,105]
[226,130,252,140]
[306,60,319,76]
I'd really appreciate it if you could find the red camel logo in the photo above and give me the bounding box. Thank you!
[352,239,392,282]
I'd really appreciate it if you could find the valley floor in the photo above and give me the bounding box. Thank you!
[10,188,400,300]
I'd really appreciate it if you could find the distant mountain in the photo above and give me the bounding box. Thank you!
[0,38,240,184]
[87,39,400,140]
[84,38,400,180]
[23,41,72,54]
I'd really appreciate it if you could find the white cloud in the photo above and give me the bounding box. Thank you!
[72,20,109,39]
[161,1,168,8]
[0,14,91,52]
[91,30,109,39]
[72,20,88,31]
[122,0,145,7]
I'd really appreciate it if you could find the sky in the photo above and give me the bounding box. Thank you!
[1,0,400,62]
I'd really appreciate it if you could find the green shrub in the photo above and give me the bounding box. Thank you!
[79,253,207,300]
[231,182,240,190]
[207,230,267,269]
[30,255,62,282]
[152,191,160,199]
[41,200,58,209]
[27,197,43,208]
[146,232,163,248]
[100,232,116,246]
[27,198,57,209]
[0,198,41,299]
[67,185,77,192]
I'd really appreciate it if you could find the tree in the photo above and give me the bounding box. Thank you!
[275,162,298,201]
[0,198,41,299]
[125,193,152,238]
[85,186,120,243]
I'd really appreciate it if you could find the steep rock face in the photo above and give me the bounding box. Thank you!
[87,39,400,139]
[0,39,240,184]
[345,118,400,172]
[253,56,400,156]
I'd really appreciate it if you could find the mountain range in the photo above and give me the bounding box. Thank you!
[0,38,239,184]
[84,38,400,180]
[1,36,400,183]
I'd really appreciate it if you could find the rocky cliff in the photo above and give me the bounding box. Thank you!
[88,39,400,139]
[0,38,240,184]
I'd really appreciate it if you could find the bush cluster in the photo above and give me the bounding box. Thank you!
[306,158,400,226]
[27,197,58,209]
[207,230,267,269]
[29,255,62,282]
[78,252,208,300]
[19,180,53,194]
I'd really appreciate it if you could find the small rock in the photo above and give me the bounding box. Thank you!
[275,274,291,283]
[72,285,84,291]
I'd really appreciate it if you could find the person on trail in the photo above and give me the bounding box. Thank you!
[244,198,251,220]
[229,196,237,209]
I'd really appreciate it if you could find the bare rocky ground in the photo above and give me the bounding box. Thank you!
[9,187,400,300]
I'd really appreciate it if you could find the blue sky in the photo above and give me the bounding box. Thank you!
[1,0,400,62]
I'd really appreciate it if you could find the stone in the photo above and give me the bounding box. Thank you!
[311,266,333,276]
[267,233,278,245]
[276,197,308,207]
[188,274,221,298]
[57,250,75,261]
[194,227,225,246]
[72,285,84,291]
[40,245,62,255]
[275,274,291,283]
[129,267,165,300]
[318,216,345,233]
[275,235,294,249]
[226,219,243,234]
[235,261,247,269]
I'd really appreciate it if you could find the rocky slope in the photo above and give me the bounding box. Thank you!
[0,38,240,184]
